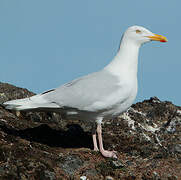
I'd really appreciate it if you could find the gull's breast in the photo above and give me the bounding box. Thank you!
[101,78,138,118]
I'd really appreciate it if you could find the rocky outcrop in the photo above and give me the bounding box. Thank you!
[0,82,180,179]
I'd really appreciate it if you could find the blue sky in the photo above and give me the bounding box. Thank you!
[0,1,180,105]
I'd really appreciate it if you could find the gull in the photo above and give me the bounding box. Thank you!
[3,25,167,158]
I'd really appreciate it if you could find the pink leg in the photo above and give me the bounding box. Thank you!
[97,124,117,158]
[92,134,99,151]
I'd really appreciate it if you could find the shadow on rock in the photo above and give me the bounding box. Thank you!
[0,123,93,149]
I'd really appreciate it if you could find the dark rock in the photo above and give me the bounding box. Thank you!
[84,169,98,177]
[0,82,181,179]
[58,155,83,176]
[105,176,114,180]
[110,160,124,169]
[0,82,34,104]
[174,144,181,153]
[44,170,56,180]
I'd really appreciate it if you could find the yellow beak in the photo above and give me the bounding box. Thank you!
[147,34,168,42]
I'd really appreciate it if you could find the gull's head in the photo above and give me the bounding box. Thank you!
[123,25,168,46]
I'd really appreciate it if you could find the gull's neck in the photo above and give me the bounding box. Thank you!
[104,37,141,78]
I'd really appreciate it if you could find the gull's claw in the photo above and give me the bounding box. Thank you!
[101,150,117,159]
[93,147,99,152]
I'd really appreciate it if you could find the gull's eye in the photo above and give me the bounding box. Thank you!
[136,29,142,34]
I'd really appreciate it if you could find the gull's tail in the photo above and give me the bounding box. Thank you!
[3,94,60,111]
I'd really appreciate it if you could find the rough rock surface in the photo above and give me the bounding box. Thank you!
[0,82,180,180]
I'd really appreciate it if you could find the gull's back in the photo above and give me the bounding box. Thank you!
[43,69,126,112]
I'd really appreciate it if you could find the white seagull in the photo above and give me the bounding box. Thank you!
[3,26,167,158]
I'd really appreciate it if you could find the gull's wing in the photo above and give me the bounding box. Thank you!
[42,69,129,111]
[4,69,130,112]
